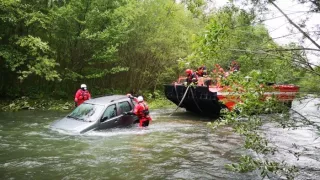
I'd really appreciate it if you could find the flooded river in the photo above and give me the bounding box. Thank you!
[0,98,319,179]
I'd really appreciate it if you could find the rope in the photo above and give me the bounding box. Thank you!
[190,87,203,113]
[169,84,191,116]
[174,82,180,102]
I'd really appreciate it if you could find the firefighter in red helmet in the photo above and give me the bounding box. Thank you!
[126,94,152,127]
[185,69,198,84]
[74,84,91,107]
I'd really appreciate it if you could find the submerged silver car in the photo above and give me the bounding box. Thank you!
[51,95,139,134]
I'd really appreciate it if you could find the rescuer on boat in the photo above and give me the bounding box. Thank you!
[230,60,240,72]
[212,64,226,87]
[212,64,225,77]
[185,69,198,85]
[224,61,240,77]
[127,94,152,127]
[74,84,91,107]
[196,65,207,77]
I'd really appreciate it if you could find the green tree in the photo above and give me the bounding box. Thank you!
[116,0,202,93]
[0,0,60,96]
[0,0,204,97]
[187,5,300,82]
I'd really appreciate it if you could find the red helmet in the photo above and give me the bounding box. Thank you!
[185,69,192,75]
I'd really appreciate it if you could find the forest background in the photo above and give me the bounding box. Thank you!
[0,0,319,110]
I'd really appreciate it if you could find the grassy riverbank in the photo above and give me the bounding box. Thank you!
[0,97,74,111]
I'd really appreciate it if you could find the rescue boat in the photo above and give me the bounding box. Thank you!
[164,76,299,117]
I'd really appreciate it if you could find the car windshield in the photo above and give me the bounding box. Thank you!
[67,103,104,122]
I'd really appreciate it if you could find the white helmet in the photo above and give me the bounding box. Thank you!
[81,84,87,89]
[137,96,143,102]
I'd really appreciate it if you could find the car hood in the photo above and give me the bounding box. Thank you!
[51,117,97,134]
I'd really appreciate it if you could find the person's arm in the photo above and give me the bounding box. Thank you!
[132,97,138,103]
[127,94,138,103]
[74,90,80,107]
[144,103,152,121]
[186,75,192,83]
[133,104,140,115]
[192,73,198,82]
[74,90,80,102]
[88,91,91,99]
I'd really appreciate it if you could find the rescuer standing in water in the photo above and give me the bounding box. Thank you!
[74,84,91,107]
[127,94,152,127]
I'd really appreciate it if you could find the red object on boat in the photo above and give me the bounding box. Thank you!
[164,76,299,117]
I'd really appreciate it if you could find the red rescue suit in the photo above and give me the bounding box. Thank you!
[74,89,91,106]
[133,101,152,127]
[186,72,198,84]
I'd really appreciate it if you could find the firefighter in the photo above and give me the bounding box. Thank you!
[230,60,240,72]
[127,94,152,127]
[185,69,198,84]
[74,84,91,107]
[212,64,226,87]
[196,65,207,77]
[212,64,225,77]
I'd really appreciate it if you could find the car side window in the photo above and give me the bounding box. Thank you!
[118,101,132,114]
[101,104,117,121]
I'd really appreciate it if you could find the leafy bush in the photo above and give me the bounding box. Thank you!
[1,97,73,111]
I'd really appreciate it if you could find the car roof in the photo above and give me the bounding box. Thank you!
[85,95,129,105]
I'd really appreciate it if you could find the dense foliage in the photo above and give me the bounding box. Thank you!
[0,0,201,98]
[1,0,317,99]
[185,5,305,84]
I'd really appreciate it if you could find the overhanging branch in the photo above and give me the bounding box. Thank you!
[270,1,320,50]
[264,48,320,52]
[227,48,320,76]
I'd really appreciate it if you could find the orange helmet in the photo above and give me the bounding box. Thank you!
[185,69,192,75]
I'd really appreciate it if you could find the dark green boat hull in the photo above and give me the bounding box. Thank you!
[164,84,225,117]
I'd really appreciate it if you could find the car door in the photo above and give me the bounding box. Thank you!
[98,104,120,130]
[117,100,135,127]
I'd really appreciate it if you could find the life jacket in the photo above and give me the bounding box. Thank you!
[187,72,198,83]
[78,90,90,100]
[138,102,149,118]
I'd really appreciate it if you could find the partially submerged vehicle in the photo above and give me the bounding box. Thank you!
[51,95,139,134]
[164,76,299,117]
